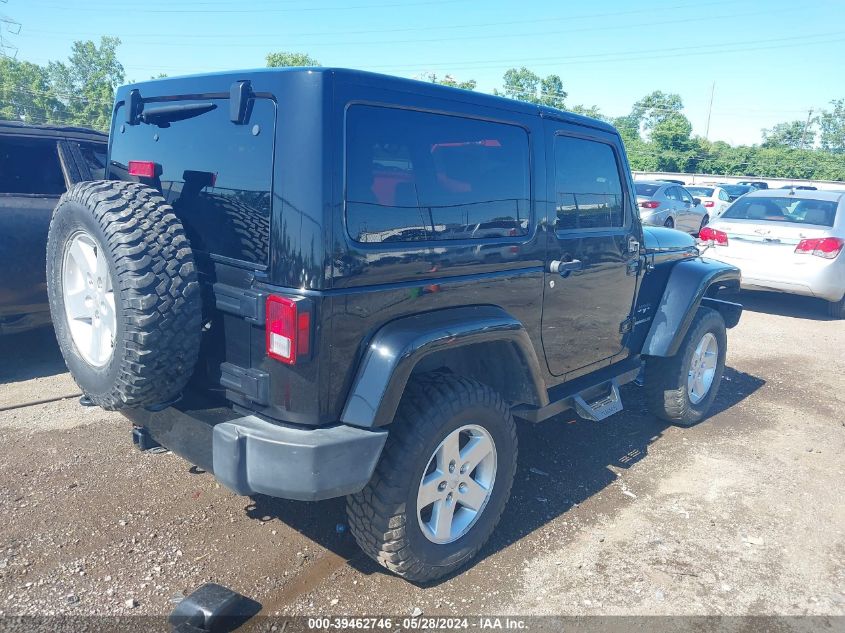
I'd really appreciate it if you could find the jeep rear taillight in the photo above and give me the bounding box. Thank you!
[795,237,844,259]
[266,295,311,364]
[128,160,159,179]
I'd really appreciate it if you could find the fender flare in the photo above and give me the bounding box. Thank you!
[340,305,548,428]
[642,257,742,358]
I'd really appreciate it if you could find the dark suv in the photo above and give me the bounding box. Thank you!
[46,68,742,582]
[0,121,107,334]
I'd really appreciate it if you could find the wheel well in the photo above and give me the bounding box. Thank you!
[411,340,544,407]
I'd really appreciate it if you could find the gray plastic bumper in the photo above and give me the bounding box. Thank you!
[211,416,388,501]
[126,404,388,502]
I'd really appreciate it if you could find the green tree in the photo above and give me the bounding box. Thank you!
[630,90,684,133]
[819,99,845,154]
[48,36,124,130]
[761,120,809,149]
[265,52,320,67]
[0,57,66,124]
[650,112,693,151]
[496,67,566,109]
[568,104,606,121]
[422,72,476,90]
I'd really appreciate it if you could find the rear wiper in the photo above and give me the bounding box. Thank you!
[140,102,217,127]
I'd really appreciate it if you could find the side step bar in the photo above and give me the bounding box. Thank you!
[512,360,640,424]
[573,381,623,421]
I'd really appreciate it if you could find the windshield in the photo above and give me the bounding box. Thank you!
[685,187,714,197]
[721,196,838,227]
[721,185,752,196]
[635,183,659,197]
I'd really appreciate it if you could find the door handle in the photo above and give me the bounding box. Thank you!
[550,259,583,274]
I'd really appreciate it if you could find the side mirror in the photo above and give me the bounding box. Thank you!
[693,197,702,206]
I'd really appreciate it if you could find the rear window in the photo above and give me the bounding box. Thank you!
[109,98,275,266]
[721,196,838,227]
[0,137,65,195]
[686,186,714,197]
[635,183,659,197]
[345,105,530,243]
[721,185,751,196]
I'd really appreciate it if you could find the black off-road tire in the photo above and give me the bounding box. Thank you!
[346,374,517,583]
[644,307,727,426]
[46,181,201,410]
[827,295,845,319]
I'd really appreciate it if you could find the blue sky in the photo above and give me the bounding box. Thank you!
[5,0,845,145]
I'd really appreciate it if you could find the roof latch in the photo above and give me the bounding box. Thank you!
[126,88,143,125]
[230,80,253,125]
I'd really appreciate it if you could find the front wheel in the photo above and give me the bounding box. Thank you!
[644,307,727,426]
[346,374,517,583]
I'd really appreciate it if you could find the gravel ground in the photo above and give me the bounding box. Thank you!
[0,291,843,620]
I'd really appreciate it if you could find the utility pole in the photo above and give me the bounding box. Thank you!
[704,81,716,141]
[799,108,814,150]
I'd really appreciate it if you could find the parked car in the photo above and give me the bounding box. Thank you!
[718,183,755,201]
[685,185,732,219]
[779,184,818,190]
[655,178,686,185]
[46,68,742,583]
[0,121,108,334]
[635,180,710,233]
[700,189,844,318]
[736,180,769,190]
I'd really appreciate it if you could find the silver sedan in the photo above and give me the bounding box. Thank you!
[635,180,709,235]
[699,189,845,318]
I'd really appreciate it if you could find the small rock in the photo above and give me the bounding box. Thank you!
[743,535,764,546]
[411,607,423,617]
[66,594,79,604]
[104,575,112,582]
[125,598,138,609]
[330,598,339,606]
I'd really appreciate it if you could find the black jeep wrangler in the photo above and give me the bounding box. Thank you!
[46,68,742,582]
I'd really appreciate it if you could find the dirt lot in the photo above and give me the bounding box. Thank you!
[1,291,843,620]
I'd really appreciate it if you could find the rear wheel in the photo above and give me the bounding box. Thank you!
[346,374,517,583]
[664,217,675,229]
[828,295,845,319]
[644,307,727,426]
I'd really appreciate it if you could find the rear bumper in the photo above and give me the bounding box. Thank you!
[704,249,845,302]
[123,403,388,501]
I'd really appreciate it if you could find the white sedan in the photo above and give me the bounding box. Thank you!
[699,189,845,318]
[684,185,732,219]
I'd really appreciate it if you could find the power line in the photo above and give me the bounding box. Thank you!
[21,0,741,38]
[28,0,467,13]
[18,4,803,48]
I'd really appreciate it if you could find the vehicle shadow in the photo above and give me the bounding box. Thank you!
[737,290,833,321]
[0,326,67,384]
[241,365,765,586]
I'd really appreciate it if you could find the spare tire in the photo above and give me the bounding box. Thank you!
[46,181,202,410]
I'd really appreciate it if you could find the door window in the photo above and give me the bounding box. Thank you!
[0,138,65,195]
[719,189,730,202]
[345,105,530,243]
[679,188,694,204]
[553,135,625,230]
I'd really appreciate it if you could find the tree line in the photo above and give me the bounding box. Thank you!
[2,41,843,181]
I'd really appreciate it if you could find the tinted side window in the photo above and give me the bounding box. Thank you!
[679,188,693,203]
[345,105,530,243]
[719,190,730,202]
[553,135,624,230]
[0,138,65,195]
[76,142,108,180]
[110,99,275,265]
